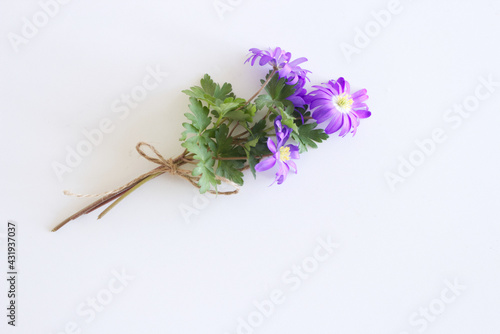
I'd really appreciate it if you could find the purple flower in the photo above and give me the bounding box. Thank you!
[245,47,310,85]
[287,76,310,108]
[255,116,299,185]
[309,77,371,136]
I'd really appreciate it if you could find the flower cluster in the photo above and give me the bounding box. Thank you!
[246,47,371,184]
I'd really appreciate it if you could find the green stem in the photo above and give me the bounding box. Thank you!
[244,69,277,105]
[97,173,160,219]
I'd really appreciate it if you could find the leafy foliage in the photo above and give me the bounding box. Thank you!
[255,72,296,111]
[292,122,329,153]
[182,74,234,106]
[179,72,328,193]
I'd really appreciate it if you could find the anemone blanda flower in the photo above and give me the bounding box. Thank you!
[255,116,299,185]
[309,77,371,136]
[287,76,310,108]
[245,47,310,85]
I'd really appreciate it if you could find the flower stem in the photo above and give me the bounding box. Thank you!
[97,173,160,219]
[53,151,188,232]
[215,153,272,161]
[244,69,276,105]
[228,121,240,137]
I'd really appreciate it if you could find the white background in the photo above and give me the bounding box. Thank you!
[1,0,500,333]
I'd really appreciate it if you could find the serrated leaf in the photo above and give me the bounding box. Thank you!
[180,122,198,141]
[246,154,258,178]
[214,124,232,155]
[244,137,259,151]
[216,160,244,186]
[186,97,211,133]
[183,139,218,193]
[264,72,297,101]
[292,122,329,153]
[200,74,216,96]
[216,83,233,100]
[224,106,255,122]
[193,163,219,193]
[251,118,267,134]
[255,94,273,110]
[213,101,242,117]
[183,74,234,106]
[279,108,299,133]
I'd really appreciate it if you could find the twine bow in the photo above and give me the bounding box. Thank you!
[64,142,240,199]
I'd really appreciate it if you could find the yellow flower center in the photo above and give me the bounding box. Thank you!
[279,146,291,161]
[334,93,354,113]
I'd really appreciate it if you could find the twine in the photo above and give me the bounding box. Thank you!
[63,142,240,198]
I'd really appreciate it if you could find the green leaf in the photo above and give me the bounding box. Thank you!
[185,97,211,133]
[193,163,219,193]
[224,103,256,122]
[214,124,232,155]
[244,136,259,151]
[250,118,267,134]
[246,154,258,178]
[216,83,233,100]
[243,120,272,178]
[279,108,299,133]
[183,74,234,106]
[201,74,217,96]
[212,99,243,118]
[181,87,205,99]
[255,94,273,110]
[264,72,297,102]
[216,160,244,186]
[180,122,198,141]
[182,139,219,193]
[292,122,329,153]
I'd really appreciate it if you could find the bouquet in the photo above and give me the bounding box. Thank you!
[52,47,371,232]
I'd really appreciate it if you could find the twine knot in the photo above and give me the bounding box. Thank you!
[63,142,240,198]
[136,142,179,175]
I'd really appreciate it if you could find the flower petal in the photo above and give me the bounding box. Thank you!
[339,114,352,137]
[312,106,334,124]
[288,57,308,67]
[280,64,292,77]
[310,97,332,109]
[276,162,290,185]
[337,77,346,93]
[351,89,367,99]
[286,160,298,173]
[354,94,369,103]
[324,113,343,134]
[287,145,300,159]
[267,137,277,153]
[255,157,276,172]
[354,109,371,118]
